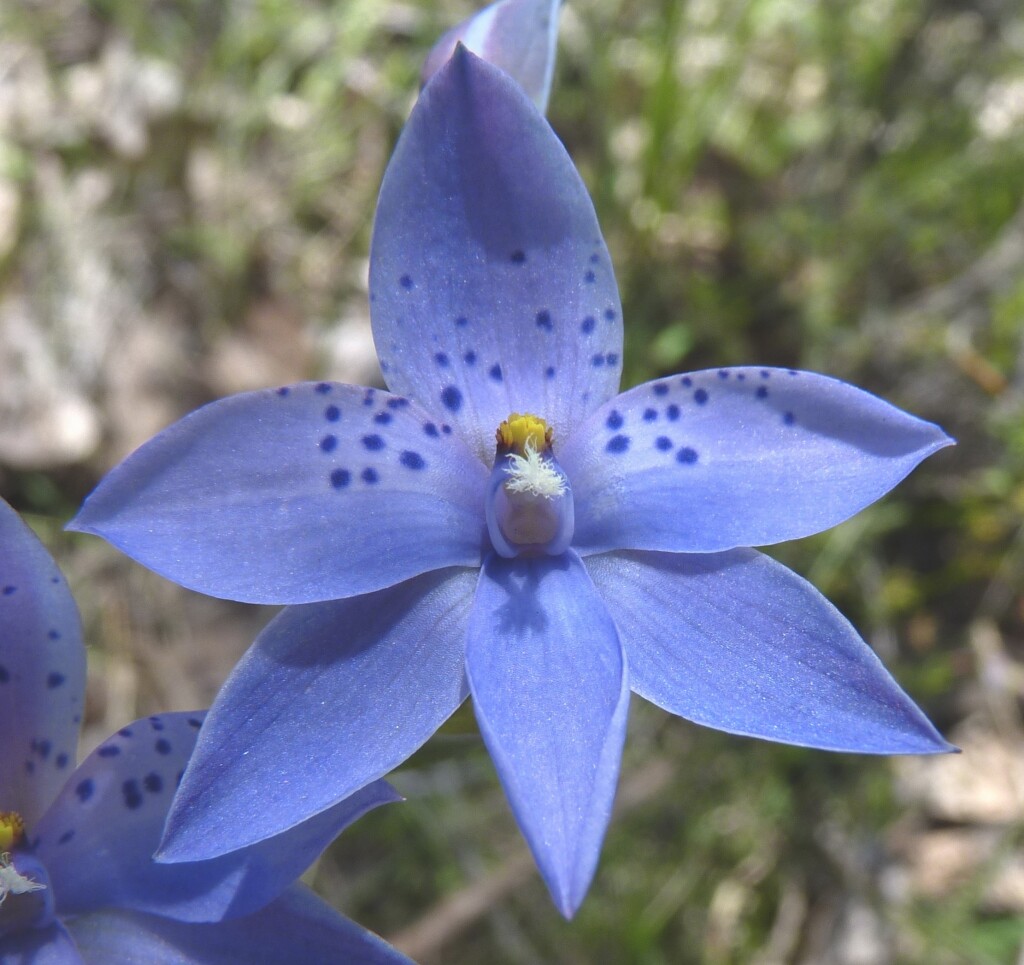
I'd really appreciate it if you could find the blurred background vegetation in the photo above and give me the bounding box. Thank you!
[2,0,1023,961]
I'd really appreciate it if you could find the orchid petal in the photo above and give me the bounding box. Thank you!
[69,383,487,604]
[371,48,622,461]
[466,551,629,917]
[65,887,412,965]
[422,0,562,113]
[586,549,952,754]
[36,712,399,923]
[0,499,85,825]
[159,568,476,863]
[0,921,81,965]
[563,368,952,555]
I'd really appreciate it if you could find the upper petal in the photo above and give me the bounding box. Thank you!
[563,367,953,554]
[0,499,85,825]
[466,551,629,917]
[422,0,562,113]
[36,712,399,923]
[69,382,487,604]
[65,887,412,965]
[159,567,477,863]
[371,48,622,461]
[586,548,952,754]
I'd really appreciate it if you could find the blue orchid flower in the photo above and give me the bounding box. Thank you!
[70,50,954,918]
[0,498,409,964]
[422,0,561,112]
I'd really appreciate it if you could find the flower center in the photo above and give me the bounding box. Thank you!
[486,413,574,559]
[0,813,25,853]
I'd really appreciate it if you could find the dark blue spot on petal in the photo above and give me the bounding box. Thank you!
[324,405,340,422]
[374,411,393,425]
[694,389,709,405]
[47,630,60,640]
[144,773,163,794]
[441,424,452,435]
[756,386,768,399]
[36,740,51,759]
[423,422,439,437]
[315,383,332,394]
[606,353,619,365]
[119,728,133,738]
[362,434,385,451]
[642,408,657,422]
[590,253,600,264]
[545,366,556,379]
[441,386,463,412]
[463,350,477,365]
[98,745,120,758]
[187,718,202,729]
[666,404,680,421]
[510,250,526,264]
[155,738,172,755]
[434,352,450,367]
[25,760,34,774]
[75,778,94,802]
[276,387,290,397]
[536,310,552,331]
[400,450,426,470]
[489,364,503,382]
[581,316,596,334]
[149,717,165,731]
[330,468,351,490]
[784,411,796,425]
[46,672,65,689]
[788,370,799,376]
[386,397,410,409]
[655,436,672,451]
[320,435,337,453]
[676,447,699,464]
[606,410,624,430]
[604,308,616,321]
[760,370,771,379]
[2,586,15,595]
[455,316,468,328]
[58,829,75,845]
[718,370,729,380]
[591,354,605,367]
[399,274,413,290]
[56,752,69,769]
[362,467,379,484]
[737,372,746,381]
[606,435,630,454]
[653,383,669,397]
[584,270,596,283]
[0,665,8,684]
[122,780,143,810]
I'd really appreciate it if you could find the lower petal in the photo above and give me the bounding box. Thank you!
[65,887,411,965]
[466,551,629,918]
[0,921,81,964]
[159,568,477,862]
[586,549,952,754]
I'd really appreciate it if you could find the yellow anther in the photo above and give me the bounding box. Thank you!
[496,413,553,454]
[0,812,25,852]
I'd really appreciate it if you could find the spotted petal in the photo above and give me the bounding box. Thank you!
[371,48,623,461]
[159,567,476,863]
[0,499,85,825]
[586,549,952,754]
[466,551,629,917]
[36,712,399,922]
[69,383,487,604]
[66,887,412,965]
[563,367,953,555]
[422,0,562,113]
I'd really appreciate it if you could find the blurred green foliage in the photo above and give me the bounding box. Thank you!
[3,0,1024,961]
